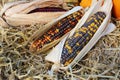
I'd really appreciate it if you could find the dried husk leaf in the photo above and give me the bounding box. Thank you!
[4,12,66,26]
[4,0,64,16]
[0,1,27,16]
[0,17,9,27]
[0,0,65,26]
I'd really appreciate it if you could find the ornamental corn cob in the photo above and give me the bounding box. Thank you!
[61,11,106,66]
[30,9,84,52]
[28,7,66,13]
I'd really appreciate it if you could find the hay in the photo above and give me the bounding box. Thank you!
[0,0,119,80]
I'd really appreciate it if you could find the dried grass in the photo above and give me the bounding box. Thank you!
[0,0,120,80]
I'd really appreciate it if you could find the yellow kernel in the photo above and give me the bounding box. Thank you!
[55,29,59,33]
[95,19,99,23]
[94,25,98,29]
[86,37,89,40]
[82,27,88,30]
[64,61,70,66]
[65,45,71,50]
[80,28,86,33]
[68,58,74,63]
[91,23,95,26]
[74,33,79,37]
[88,32,93,36]
[88,26,91,28]
[76,43,80,46]
[69,49,73,53]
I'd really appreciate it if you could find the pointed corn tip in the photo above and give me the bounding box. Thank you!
[29,44,37,53]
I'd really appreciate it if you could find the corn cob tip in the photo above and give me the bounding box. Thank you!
[29,44,37,53]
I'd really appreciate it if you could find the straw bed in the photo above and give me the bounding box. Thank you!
[0,0,119,80]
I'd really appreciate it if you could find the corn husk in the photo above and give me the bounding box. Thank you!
[0,0,66,26]
[4,12,66,26]
[29,6,83,54]
[45,0,116,71]
[0,17,8,27]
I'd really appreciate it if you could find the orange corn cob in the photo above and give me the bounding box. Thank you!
[30,9,84,52]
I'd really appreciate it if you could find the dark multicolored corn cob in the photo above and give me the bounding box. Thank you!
[30,9,84,52]
[28,7,67,14]
[61,12,106,66]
